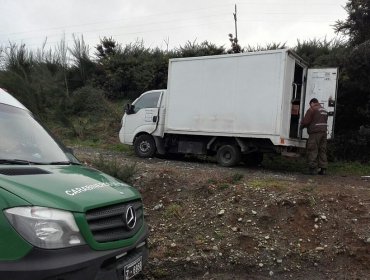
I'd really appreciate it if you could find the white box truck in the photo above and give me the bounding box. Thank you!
[119,49,338,166]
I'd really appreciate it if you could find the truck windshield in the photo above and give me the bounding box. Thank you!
[0,103,76,165]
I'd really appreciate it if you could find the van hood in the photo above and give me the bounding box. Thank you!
[0,165,141,212]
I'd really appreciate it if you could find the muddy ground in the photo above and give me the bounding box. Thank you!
[74,148,370,280]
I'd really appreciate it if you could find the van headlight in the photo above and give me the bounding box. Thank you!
[4,206,86,249]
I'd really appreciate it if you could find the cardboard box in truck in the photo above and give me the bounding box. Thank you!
[119,49,338,167]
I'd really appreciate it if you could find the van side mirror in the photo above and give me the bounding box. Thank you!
[125,104,135,115]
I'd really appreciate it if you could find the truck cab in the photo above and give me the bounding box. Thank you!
[119,90,166,157]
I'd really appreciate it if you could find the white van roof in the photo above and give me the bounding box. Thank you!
[0,88,28,110]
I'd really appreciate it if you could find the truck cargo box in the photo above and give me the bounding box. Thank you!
[165,50,312,147]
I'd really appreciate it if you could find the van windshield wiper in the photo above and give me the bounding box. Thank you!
[0,159,81,166]
[0,159,44,165]
[48,161,81,165]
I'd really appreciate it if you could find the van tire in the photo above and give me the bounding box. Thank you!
[134,134,156,158]
[216,145,241,167]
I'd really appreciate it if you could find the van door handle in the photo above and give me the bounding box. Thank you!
[153,116,158,122]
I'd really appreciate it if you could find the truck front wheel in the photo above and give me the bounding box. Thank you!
[216,145,241,167]
[134,134,156,158]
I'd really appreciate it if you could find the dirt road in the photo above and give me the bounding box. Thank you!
[74,148,370,280]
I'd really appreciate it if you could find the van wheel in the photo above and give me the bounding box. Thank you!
[134,135,156,158]
[216,145,241,167]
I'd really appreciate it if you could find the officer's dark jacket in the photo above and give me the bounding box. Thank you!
[301,103,328,134]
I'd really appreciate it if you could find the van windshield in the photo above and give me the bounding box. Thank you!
[0,103,76,165]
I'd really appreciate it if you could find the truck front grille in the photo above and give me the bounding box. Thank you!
[86,200,143,243]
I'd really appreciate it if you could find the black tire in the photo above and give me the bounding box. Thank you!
[134,134,156,158]
[242,152,263,167]
[216,145,241,167]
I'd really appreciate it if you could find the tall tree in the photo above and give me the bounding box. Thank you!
[56,34,69,97]
[95,37,120,60]
[332,0,370,131]
[227,34,242,53]
[335,0,370,46]
[94,39,160,99]
[178,40,225,57]
[69,34,95,88]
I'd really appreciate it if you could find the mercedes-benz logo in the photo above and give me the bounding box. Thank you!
[125,205,137,230]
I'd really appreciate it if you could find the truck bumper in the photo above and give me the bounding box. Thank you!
[0,224,148,280]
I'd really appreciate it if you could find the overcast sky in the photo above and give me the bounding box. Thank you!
[0,0,348,53]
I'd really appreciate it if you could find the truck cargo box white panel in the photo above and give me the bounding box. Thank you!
[165,51,287,137]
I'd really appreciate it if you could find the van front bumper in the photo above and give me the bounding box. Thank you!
[0,224,148,280]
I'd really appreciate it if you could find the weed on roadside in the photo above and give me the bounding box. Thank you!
[92,155,137,184]
[206,173,243,191]
[328,161,370,176]
[247,178,289,190]
[164,203,183,219]
[229,173,244,184]
[218,183,230,190]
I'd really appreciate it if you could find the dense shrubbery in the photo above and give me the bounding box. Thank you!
[329,132,370,162]
[69,86,108,116]
[0,0,369,161]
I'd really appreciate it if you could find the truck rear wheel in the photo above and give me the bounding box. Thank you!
[216,145,241,167]
[134,134,156,158]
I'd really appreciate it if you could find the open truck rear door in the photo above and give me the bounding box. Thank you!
[302,68,338,139]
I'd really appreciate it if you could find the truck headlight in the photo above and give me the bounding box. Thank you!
[4,206,86,249]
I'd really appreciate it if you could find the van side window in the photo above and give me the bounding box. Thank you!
[133,92,161,113]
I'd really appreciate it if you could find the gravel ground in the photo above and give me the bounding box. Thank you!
[74,147,370,280]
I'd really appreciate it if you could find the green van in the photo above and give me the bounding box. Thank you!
[0,88,148,280]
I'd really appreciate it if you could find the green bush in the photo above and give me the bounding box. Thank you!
[329,132,370,162]
[92,155,137,184]
[70,86,108,117]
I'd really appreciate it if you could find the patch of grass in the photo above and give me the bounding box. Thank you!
[65,137,133,154]
[248,178,289,190]
[207,174,243,190]
[301,185,314,193]
[229,173,244,184]
[328,161,370,176]
[207,178,218,185]
[92,155,137,184]
[194,234,204,243]
[214,230,224,240]
[308,195,317,206]
[65,138,103,148]
[108,143,133,153]
[164,204,183,219]
[263,154,370,176]
[218,183,230,190]
[151,268,170,278]
[109,99,129,118]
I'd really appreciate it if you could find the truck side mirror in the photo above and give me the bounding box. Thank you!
[125,104,135,115]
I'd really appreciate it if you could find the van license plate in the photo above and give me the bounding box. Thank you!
[123,256,142,280]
